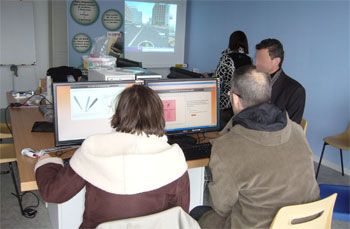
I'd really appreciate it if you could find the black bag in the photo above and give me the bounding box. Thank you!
[47,66,82,82]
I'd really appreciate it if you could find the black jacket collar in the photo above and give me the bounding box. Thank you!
[232,102,287,132]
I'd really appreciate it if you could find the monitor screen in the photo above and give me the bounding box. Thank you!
[53,80,142,146]
[146,78,220,135]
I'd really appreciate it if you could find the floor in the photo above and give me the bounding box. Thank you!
[0,162,349,229]
[0,163,52,228]
[313,162,350,229]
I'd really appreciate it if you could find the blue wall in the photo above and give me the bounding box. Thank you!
[185,0,350,169]
[67,0,124,68]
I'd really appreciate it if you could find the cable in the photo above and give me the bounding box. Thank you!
[8,94,51,107]
[43,145,80,154]
[23,94,52,105]
[4,105,13,135]
[38,95,53,105]
[11,191,40,218]
[195,133,201,144]
[54,146,80,157]
[5,99,47,219]
[8,162,40,218]
[22,192,39,218]
[195,132,207,143]
[201,132,207,142]
[202,132,217,140]
[21,94,36,105]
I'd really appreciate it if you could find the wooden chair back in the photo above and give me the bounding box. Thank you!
[270,194,337,229]
[301,119,307,134]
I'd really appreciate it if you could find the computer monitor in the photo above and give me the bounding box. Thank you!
[53,80,142,146]
[116,57,142,68]
[146,78,220,139]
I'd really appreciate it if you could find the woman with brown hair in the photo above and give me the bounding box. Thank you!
[35,85,190,228]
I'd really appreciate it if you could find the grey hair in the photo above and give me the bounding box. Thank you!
[231,65,271,108]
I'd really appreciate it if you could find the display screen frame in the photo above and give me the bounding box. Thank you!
[53,80,142,146]
[145,77,220,136]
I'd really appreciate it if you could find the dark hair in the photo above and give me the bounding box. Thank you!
[256,38,284,67]
[229,31,249,54]
[231,65,271,108]
[111,85,165,137]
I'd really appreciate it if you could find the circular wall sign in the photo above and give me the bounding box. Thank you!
[72,33,91,53]
[70,0,99,25]
[102,9,123,31]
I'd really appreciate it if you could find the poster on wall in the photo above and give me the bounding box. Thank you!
[102,9,123,31]
[68,0,125,68]
[70,0,99,25]
[72,33,92,53]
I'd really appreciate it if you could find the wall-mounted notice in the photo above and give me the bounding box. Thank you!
[70,0,99,25]
[102,9,123,31]
[68,0,125,68]
[72,33,91,53]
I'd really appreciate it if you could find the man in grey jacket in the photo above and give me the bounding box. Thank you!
[192,65,319,228]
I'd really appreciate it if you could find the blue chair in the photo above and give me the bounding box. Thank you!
[319,184,350,222]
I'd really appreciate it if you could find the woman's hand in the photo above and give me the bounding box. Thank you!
[38,153,51,162]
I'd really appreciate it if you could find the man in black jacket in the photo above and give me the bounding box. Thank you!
[255,39,305,124]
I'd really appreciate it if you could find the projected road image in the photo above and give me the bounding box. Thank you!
[125,24,172,49]
[125,1,176,52]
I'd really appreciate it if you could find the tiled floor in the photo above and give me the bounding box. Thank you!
[1,162,349,228]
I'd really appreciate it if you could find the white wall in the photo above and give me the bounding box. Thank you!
[50,0,68,67]
[0,1,50,109]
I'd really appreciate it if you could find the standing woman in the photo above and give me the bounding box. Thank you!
[35,85,190,228]
[215,30,252,129]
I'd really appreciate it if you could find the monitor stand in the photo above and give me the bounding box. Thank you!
[167,134,197,147]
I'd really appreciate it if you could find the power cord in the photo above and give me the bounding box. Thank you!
[54,145,80,158]
[11,191,40,218]
[4,105,13,135]
[195,133,201,144]
[196,132,208,143]
[39,97,52,105]
[6,99,53,219]
[201,132,217,140]
[9,94,52,108]
[23,94,52,105]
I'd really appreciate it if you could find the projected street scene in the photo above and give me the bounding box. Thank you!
[125,1,177,53]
